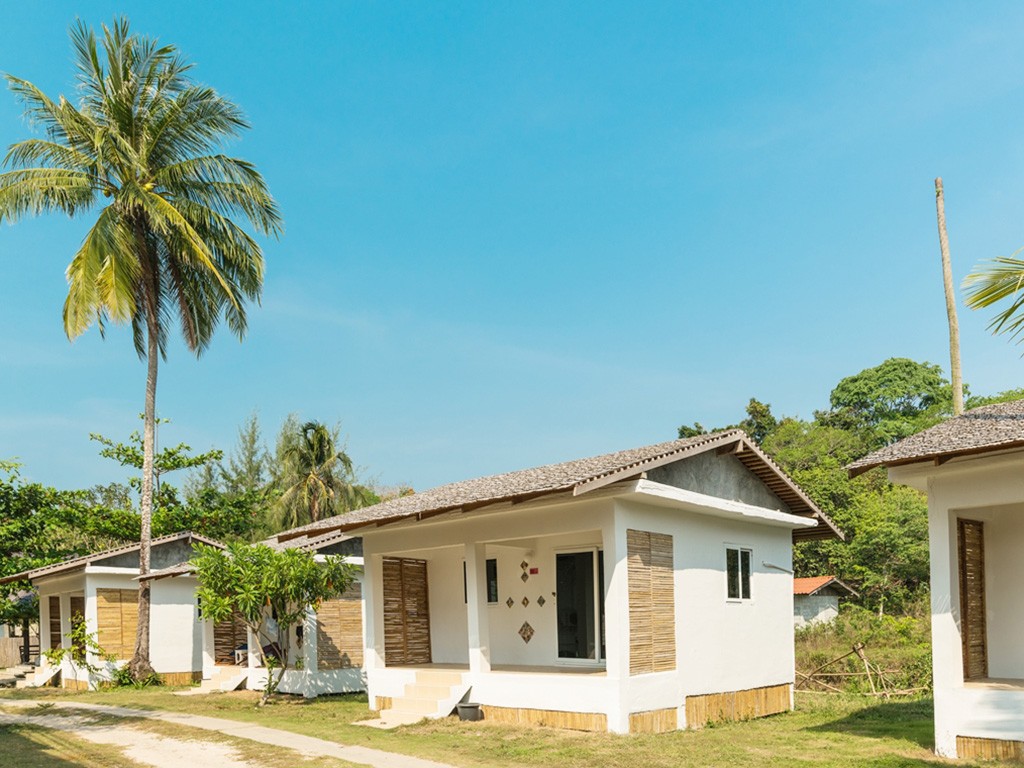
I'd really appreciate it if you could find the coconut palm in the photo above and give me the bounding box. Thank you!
[964,253,1024,345]
[0,19,281,675]
[275,420,371,528]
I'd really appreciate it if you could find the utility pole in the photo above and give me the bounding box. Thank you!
[935,177,964,416]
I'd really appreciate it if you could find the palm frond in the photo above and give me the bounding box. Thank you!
[0,168,98,222]
[964,254,1024,344]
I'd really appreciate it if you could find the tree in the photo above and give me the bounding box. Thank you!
[191,542,355,703]
[273,418,373,528]
[934,178,964,415]
[0,18,281,676]
[964,252,1024,345]
[221,411,271,496]
[823,358,952,447]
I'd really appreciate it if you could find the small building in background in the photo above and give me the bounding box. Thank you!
[793,576,857,628]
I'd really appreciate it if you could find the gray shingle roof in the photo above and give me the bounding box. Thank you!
[0,531,224,586]
[275,430,841,543]
[848,399,1024,477]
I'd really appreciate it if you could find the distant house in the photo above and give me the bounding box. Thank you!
[0,532,220,689]
[270,430,843,733]
[141,530,367,698]
[792,576,857,628]
[850,400,1024,760]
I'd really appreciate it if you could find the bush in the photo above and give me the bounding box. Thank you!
[795,597,932,693]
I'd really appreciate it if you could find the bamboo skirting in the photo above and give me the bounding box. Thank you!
[62,677,89,691]
[685,683,790,728]
[160,671,202,686]
[480,705,607,732]
[957,736,1024,760]
[375,696,393,711]
[629,708,678,734]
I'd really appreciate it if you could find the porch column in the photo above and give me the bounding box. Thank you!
[363,553,385,673]
[464,542,492,674]
[602,513,631,734]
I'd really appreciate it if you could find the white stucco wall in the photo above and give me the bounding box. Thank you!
[891,451,1024,757]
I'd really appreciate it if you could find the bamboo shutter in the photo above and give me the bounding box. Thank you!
[382,557,432,665]
[48,596,61,650]
[317,582,364,669]
[958,519,988,680]
[213,612,248,664]
[627,529,676,675]
[96,589,139,659]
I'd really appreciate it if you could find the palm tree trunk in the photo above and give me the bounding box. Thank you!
[129,302,159,678]
[935,177,964,416]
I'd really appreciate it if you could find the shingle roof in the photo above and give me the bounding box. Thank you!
[847,399,1024,477]
[275,430,842,543]
[0,531,224,586]
[793,575,858,597]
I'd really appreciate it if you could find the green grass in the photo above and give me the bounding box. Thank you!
[0,721,147,768]
[0,686,1012,767]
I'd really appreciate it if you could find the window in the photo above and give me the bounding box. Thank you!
[463,558,499,604]
[726,547,752,600]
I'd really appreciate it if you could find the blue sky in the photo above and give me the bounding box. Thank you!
[2,2,1023,493]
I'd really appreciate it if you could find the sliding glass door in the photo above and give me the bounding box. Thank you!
[555,550,605,663]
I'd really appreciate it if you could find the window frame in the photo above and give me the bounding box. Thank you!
[463,558,499,605]
[725,545,753,602]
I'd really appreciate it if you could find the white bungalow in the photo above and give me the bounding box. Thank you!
[0,532,219,689]
[849,400,1024,760]
[272,430,842,733]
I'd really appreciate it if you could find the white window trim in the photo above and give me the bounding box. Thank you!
[552,546,605,668]
[725,544,753,603]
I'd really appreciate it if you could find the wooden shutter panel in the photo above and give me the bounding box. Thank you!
[317,582,363,669]
[214,612,248,664]
[958,519,988,680]
[96,588,139,659]
[48,596,61,650]
[382,557,431,665]
[628,529,676,675]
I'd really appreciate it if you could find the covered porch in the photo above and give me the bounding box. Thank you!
[360,494,633,729]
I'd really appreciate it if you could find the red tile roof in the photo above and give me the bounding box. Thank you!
[794,575,857,596]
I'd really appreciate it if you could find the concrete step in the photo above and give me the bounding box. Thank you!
[413,670,467,687]
[403,684,453,699]
[387,697,440,716]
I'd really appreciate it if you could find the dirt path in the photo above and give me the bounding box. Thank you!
[3,700,456,768]
[0,710,258,768]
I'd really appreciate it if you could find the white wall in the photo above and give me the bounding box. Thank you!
[616,499,795,727]
[149,576,203,675]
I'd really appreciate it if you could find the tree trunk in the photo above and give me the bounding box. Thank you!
[935,177,964,416]
[129,304,159,678]
[21,617,30,665]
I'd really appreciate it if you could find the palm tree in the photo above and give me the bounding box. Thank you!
[964,253,1024,346]
[0,19,281,675]
[275,420,371,528]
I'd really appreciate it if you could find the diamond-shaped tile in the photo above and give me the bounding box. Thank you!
[520,571,529,582]
[518,621,535,643]
[537,595,546,607]
[520,560,529,570]
[506,597,514,608]
[521,596,530,607]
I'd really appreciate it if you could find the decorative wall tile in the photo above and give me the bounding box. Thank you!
[521,571,529,582]
[520,560,529,571]
[506,597,514,608]
[521,596,530,607]
[537,595,546,607]
[519,621,535,643]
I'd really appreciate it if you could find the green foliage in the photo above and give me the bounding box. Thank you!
[822,358,952,448]
[44,612,115,676]
[273,416,376,528]
[795,601,932,693]
[964,252,1024,344]
[191,541,356,701]
[110,665,162,688]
